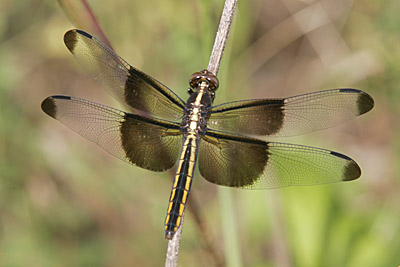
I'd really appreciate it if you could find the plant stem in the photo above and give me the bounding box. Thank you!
[165,0,238,266]
[207,0,238,75]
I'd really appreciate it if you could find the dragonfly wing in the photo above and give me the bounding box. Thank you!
[198,130,360,189]
[208,88,374,136]
[41,95,182,171]
[64,29,186,121]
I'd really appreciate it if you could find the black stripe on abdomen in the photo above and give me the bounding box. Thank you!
[164,139,196,239]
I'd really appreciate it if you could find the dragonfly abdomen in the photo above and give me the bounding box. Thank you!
[164,137,199,239]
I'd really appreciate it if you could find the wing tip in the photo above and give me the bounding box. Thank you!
[329,151,361,181]
[342,160,362,181]
[41,96,57,118]
[330,151,362,181]
[357,91,374,115]
[64,29,92,52]
[339,88,374,115]
[64,30,78,52]
[41,95,71,119]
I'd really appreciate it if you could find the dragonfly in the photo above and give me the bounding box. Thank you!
[41,29,374,239]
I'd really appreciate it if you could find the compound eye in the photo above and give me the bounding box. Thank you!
[189,71,203,88]
[187,87,193,95]
[205,74,219,91]
[189,70,219,90]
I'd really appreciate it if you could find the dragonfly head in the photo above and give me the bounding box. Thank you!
[188,70,219,98]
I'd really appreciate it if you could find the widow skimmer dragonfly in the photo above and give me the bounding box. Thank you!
[41,29,374,240]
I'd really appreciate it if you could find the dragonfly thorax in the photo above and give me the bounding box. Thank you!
[181,85,212,137]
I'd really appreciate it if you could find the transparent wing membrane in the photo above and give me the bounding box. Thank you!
[64,29,185,121]
[208,88,374,137]
[41,95,182,171]
[199,130,360,189]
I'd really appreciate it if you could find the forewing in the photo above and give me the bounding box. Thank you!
[64,29,185,121]
[41,95,182,171]
[208,89,374,137]
[198,130,361,189]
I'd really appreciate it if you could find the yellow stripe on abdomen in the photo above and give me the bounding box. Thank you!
[164,137,198,239]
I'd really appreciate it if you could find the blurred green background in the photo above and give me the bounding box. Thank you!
[0,0,399,266]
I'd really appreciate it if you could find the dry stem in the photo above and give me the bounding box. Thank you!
[165,0,238,266]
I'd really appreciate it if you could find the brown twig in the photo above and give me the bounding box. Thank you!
[207,0,238,76]
[165,0,238,266]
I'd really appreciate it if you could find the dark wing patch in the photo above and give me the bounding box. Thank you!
[198,130,361,189]
[199,132,269,187]
[63,29,185,121]
[41,96,60,118]
[41,95,182,171]
[208,89,374,137]
[356,90,374,115]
